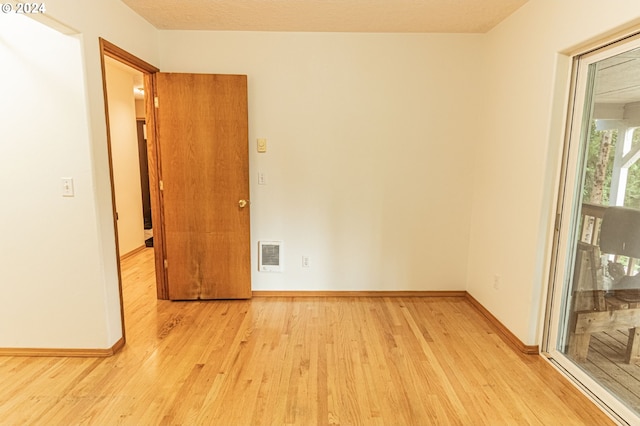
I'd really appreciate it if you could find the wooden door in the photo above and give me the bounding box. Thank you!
[155,73,251,300]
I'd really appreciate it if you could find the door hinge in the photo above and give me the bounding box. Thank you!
[164,259,168,269]
[555,213,562,231]
[154,96,159,108]
[159,180,164,191]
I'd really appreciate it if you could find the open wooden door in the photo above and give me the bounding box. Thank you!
[155,73,251,300]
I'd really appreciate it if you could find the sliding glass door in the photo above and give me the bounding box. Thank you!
[545,35,640,424]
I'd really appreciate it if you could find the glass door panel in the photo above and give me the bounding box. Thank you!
[546,37,640,423]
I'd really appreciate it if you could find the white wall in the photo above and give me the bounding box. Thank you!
[0,13,106,348]
[159,32,483,291]
[466,0,640,345]
[0,0,158,350]
[105,60,145,256]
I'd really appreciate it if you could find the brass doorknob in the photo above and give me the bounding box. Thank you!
[238,199,249,208]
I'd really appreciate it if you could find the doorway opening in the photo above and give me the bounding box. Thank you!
[100,41,253,311]
[103,57,151,259]
[99,40,168,346]
[545,32,640,424]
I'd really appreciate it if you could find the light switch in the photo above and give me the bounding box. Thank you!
[257,138,267,153]
[61,177,74,197]
[258,171,267,185]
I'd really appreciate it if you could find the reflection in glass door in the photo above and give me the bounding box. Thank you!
[546,36,640,423]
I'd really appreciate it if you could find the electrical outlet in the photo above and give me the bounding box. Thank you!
[493,274,501,290]
[302,256,310,268]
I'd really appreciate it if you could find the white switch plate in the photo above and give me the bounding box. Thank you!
[258,171,267,185]
[302,256,310,268]
[61,177,74,197]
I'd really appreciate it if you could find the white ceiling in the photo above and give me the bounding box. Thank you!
[120,0,528,33]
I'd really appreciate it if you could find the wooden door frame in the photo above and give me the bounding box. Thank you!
[98,39,169,340]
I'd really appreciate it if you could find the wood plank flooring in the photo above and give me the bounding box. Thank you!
[0,248,613,425]
[579,329,640,414]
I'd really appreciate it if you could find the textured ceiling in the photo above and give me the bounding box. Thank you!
[120,0,528,33]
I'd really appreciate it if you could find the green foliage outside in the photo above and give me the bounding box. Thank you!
[582,121,640,208]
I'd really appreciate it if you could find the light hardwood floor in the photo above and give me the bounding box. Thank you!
[0,248,613,425]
